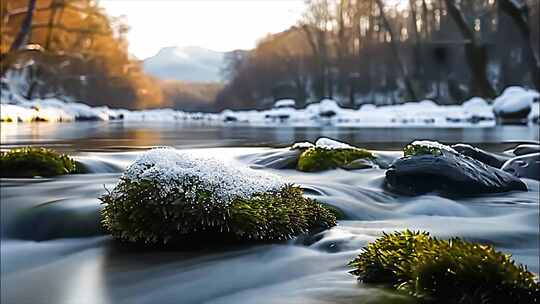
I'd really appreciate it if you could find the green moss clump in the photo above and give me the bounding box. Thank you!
[297,147,375,172]
[100,179,336,245]
[403,143,442,157]
[349,230,539,303]
[321,204,346,220]
[0,147,78,178]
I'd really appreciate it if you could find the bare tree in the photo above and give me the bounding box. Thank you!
[9,0,37,51]
[499,0,539,89]
[444,0,496,98]
[301,0,333,99]
[374,0,417,100]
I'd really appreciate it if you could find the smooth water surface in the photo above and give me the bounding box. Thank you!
[1,121,538,150]
[1,122,539,304]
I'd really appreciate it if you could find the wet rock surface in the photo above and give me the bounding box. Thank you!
[385,150,527,196]
[452,143,510,168]
[512,144,540,156]
[502,153,540,180]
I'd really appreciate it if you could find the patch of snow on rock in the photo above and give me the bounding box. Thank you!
[315,138,354,150]
[493,86,539,115]
[463,97,489,109]
[410,140,458,154]
[273,99,296,108]
[122,147,285,204]
[291,142,314,150]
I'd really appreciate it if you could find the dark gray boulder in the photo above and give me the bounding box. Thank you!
[502,153,540,180]
[452,144,510,168]
[385,150,527,196]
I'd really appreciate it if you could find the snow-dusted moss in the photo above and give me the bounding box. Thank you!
[100,148,336,245]
[349,231,539,304]
[403,140,457,157]
[0,147,79,177]
[296,138,375,172]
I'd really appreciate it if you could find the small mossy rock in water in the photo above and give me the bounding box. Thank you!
[386,141,527,195]
[9,199,104,241]
[0,147,79,178]
[502,153,540,180]
[348,230,540,304]
[100,148,336,245]
[452,143,510,168]
[296,138,375,172]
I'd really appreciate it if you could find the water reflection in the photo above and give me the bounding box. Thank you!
[1,122,538,152]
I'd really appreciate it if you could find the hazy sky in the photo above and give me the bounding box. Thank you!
[101,0,306,59]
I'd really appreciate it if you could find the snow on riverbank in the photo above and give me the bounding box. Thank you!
[1,86,538,127]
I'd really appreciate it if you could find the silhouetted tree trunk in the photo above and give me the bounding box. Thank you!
[9,0,37,51]
[375,0,417,100]
[498,0,539,89]
[409,0,426,94]
[44,0,66,50]
[444,0,496,99]
[421,0,430,39]
[302,25,329,99]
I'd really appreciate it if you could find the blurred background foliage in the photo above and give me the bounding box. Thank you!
[1,0,162,109]
[1,0,539,111]
[217,0,539,110]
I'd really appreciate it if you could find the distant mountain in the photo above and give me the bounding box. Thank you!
[143,46,226,83]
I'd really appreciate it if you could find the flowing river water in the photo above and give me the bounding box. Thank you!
[1,122,539,304]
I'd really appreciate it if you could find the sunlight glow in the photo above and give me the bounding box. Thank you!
[384,0,409,11]
[100,0,305,59]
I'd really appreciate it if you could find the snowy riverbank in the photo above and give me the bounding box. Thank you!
[1,86,538,127]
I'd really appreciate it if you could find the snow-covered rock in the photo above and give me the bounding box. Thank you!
[265,100,297,122]
[315,137,354,150]
[100,147,337,244]
[493,86,539,117]
[273,99,296,109]
[123,147,285,203]
[318,99,341,117]
[462,97,489,109]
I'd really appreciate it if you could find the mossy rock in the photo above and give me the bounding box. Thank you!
[297,146,375,172]
[287,138,377,172]
[349,230,539,304]
[0,147,79,178]
[321,204,346,220]
[387,141,527,195]
[100,148,336,246]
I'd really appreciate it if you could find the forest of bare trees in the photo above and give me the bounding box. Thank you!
[1,0,539,112]
[217,0,539,110]
[1,0,162,109]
